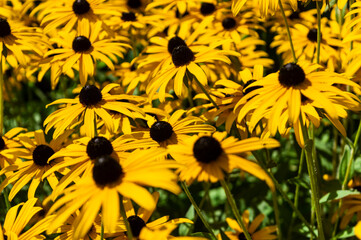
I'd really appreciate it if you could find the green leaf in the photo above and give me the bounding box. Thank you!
[354,157,361,174]
[331,227,354,239]
[338,145,353,183]
[320,190,359,204]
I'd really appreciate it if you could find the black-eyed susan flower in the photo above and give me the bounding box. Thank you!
[272,21,342,63]
[0,198,55,240]
[45,22,130,85]
[131,110,215,148]
[43,134,157,199]
[46,148,180,239]
[110,192,193,239]
[224,210,277,240]
[0,16,47,66]
[0,127,27,169]
[236,61,361,147]
[44,83,146,138]
[356,221,361,239]
[0,130,71,201]
[168,131,278,188]
[40,0,122,33]
[146,35,239,101]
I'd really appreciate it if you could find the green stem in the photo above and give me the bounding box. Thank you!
[287,150,306,240]
[181,181,217,240]
[300,120,325,240]
[252,151,317,238]
[0,55,4,134]
[120,195,133,240]
[342,119,361,189]
[278,0,297,63]
[220,180,252,240]
[272,191,282,240]
[100,218,104,240]
[189,71,219,110]
[186,183,211,235]
[316,1,322,64]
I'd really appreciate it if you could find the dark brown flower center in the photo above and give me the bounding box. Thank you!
[200,3,216,16]
[72,36,92,53]
[289,11,300,20]
[307,28,320,42]
[0,137,5,150]
[128,215,146,237]
[86,136,113,159]
[72,0,91,15]
[0,18,11,37]
[172,45,195,67]
[150,121,174,143]
[238,233,247,240]
[222,17,236,30]
[79,85,102,107]
[33,144,55,166]
[278,63,305,87]
[121,12,137,21]
[127,0,142,9]
[92,155,123,186]
[168,36,187,54]
[193,136,223,163]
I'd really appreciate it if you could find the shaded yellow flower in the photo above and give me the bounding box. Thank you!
[224,210,277,240]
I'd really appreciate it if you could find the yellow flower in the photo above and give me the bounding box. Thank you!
[168,131,278,189]
[40,0,122,33]
[0,17,47,66]
[46,148,180,239]
[0,130,71,201]
[224,210,277,240]
[236,61,361,147]
[0,127,27,169]
[0,198,55,240]
[44,21,130,85]
[44,83,146,138]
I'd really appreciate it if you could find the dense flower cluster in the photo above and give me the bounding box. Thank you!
[0,0,361,240]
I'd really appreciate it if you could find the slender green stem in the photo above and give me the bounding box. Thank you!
[100,218,104,240]
[0,55,4,134]
[120,195,133,240]
[189,71,219,110]
[300,120,325,240]
[272,191,282,240]
[220,180,252,240]
[342,119,361,189]
[278,0,297,63]
[287,150,306,240]
[316,1,322,64]
[252,151,317,238]
[186,183,211,235]
[181,181,217,240]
